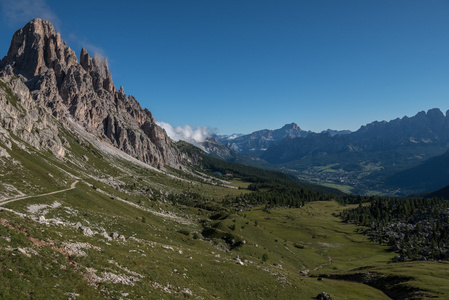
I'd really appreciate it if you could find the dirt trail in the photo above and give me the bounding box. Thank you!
[0,180,79,206]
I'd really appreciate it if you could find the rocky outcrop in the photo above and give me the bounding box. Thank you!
[0,75,64,157]
[0,18,180,168]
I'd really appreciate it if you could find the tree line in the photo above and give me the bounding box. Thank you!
[340,197,449,261]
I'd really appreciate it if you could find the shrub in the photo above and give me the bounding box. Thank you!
[262,253,269,262]
[178,229,190,236]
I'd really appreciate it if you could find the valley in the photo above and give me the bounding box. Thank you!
[213,110,449,196]
[1,133,447,299]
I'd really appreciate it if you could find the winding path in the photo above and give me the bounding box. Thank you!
[0,180,79,206]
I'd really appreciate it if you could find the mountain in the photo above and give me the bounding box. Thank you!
[423,180,449,199]
[387,148,449,194]
[0,18,180,169]
[258,109,449,195]
[263,109,449,163]
[321,129,352,136]
[206,110,449,195]
[216,123,310,156]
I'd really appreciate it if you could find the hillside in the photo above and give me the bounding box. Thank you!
[386,149,449,195]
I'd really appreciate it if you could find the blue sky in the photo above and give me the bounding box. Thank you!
[0,0,448,135]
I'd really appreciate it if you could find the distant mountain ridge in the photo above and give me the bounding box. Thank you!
[321,129,352,136]
[262,108,449,164]
[216,123,311,156]
[209,108,449,195]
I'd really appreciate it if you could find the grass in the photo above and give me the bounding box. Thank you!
[321,182,354,194]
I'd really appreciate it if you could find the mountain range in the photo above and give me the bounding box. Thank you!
[209,108,449,195]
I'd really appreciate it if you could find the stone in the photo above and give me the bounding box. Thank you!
[233,255,244,265]
[316,292,332,300]
[80,226,95,237]
[110,232,120,239]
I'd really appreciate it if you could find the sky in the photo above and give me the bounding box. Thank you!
[0,0,448,136]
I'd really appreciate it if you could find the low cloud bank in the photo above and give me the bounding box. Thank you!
[156,121,213,144]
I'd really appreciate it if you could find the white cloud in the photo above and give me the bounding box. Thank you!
[0,0,60,28]
[156,121,213,144]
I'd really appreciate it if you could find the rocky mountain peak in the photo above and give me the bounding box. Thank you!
[281,123,300,130]
[2,18,78,80]
[0,19,182,169]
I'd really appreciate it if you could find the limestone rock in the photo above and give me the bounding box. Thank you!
[0,18,182,168]
[316,292,332,300]
[0,75,64,157]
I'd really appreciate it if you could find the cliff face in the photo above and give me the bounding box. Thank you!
[0,18,180,168]
[0,75,65,158]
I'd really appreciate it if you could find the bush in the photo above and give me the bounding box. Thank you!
[262,253,269,262]
[293,243,304,249]
[178,229,190,236]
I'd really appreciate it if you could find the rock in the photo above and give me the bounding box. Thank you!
[110,232,120,239]
[80,226,95,237]
[316,292,332,300]
[100,231,112,240]
[0,76,64,157]
[233,255,244,265]
[0,18,184,168]
[82,155,89,161]
[274,263,282,269]
[0,146,9,157]
[16,247,31,257]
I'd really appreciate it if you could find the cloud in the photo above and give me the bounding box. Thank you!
[156,121,213,144]
[84,42,108,61]
[65,33,108,66]
[0,0,60,28]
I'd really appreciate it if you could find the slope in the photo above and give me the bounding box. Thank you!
[0,88,446,298]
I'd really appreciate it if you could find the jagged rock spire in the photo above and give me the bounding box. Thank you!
[2,18,78,80]
[0,19,181,168]
[80,48,115,93]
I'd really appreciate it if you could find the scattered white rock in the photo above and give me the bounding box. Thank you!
[101,272,140,286]
[110,232,120,239]
[63,242,101,257]
[234,255,244,265]
[64,292,80,299]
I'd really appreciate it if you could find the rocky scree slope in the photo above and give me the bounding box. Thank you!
[0,18,181,168]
